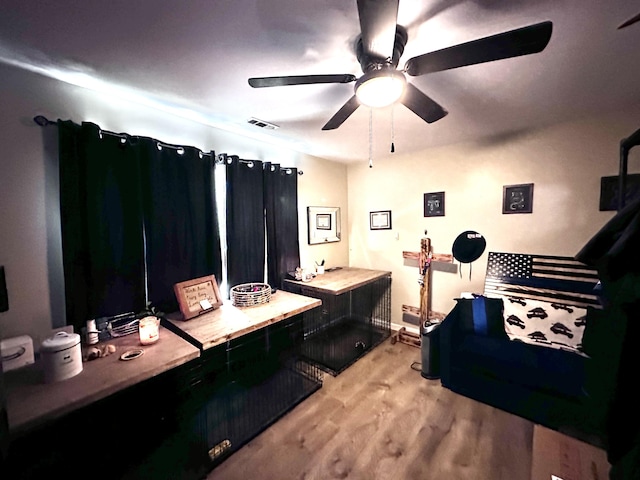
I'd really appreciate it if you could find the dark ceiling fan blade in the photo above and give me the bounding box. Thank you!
[405,21,553,76]
[322,95,361,130]
[357,0,400,61]
[248,74,356,88]
[400,83,448,124]
[618,12,640,29]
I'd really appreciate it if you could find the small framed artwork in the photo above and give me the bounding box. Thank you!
[503,183,534,214]
[316,213,332,230]
[424,191,445,217]
[370,210,392,230]
[307,206,341,244]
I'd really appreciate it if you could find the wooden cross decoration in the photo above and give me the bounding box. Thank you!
[402,234,453,324]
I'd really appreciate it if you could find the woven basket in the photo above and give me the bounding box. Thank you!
[230,282,271,307]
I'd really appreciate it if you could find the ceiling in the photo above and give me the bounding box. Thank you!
[1,0,639,164]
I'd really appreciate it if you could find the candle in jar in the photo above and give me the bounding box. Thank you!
[138,316,160,345]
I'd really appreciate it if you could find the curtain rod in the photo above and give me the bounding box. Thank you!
[217,153,303,175]
[34,115,214,158]
[33,116,303,174]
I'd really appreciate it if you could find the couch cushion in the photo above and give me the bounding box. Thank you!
[453,335,586,399]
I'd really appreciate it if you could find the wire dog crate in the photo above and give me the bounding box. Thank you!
[298,274,391,375]
[158,311,324,474]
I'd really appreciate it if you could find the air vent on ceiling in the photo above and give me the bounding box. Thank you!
[247,117,279,130]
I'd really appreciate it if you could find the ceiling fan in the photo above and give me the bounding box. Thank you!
[248,0,552,131]
[618,12,640,29]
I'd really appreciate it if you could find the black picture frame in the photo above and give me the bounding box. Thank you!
[316,213,332,230]
[424,191,445,217]
[502,183,534,214]
[599,174,640,211]
[370,210,392,230]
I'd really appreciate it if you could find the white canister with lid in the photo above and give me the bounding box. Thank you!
[40,331,83,383]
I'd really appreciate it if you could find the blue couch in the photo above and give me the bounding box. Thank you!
[443,299,603,431]
[438,253,608,448]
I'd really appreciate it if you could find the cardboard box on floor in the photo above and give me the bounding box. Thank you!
[531,425,610,480]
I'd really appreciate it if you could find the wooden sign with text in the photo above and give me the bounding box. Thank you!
[173,275,223,320]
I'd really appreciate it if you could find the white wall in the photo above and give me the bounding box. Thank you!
[0,62,348,346]
[2,59,638,345]
[347,106,640,329]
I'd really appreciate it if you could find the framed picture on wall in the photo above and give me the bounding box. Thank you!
[502,183,534,214]
[424,191,445,217]
[316,213,332,230]
[370,210,392,230]
[307,206,341,244]
[599,174,640,211]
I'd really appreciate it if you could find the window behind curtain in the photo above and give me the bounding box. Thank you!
[58,121,221,330]
[225,158,265,294]
[264,163,300,289]
[58,121,146,331]
[224,159,301,293]
[140,141,222,313]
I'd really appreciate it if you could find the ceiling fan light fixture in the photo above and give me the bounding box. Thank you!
[355,69,406,108]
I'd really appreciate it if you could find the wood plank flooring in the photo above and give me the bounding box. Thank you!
[206,339,534,480]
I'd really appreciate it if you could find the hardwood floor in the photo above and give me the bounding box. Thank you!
[206,339,534,480]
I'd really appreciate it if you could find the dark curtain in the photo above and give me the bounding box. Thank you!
[58,121,146,331]
[264,163,300,289]
[58,121,222,327]
[226,158,265,292]
[140,142,221,313]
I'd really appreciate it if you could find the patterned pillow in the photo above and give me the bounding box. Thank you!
[496,295,588,355]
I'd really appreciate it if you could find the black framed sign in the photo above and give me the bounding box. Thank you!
[370,210,392,230]
[502,183,534,214]
[599,174,640,211]
[424,191,445,217]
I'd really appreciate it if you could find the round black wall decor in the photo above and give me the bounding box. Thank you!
[452,231,486,264]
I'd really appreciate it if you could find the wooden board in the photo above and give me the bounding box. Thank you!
[402,251,453,263]
[5,328,200,435]
[531,424,610,480]
[402,304,446,321]
[239,290,321,324]
[165,290,321,350]
[284,267,391,295]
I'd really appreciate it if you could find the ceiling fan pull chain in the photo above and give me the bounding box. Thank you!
[368,108,373,168]
[390,105,395,153]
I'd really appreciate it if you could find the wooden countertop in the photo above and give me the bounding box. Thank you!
[164,289,321,351]
[284,267,391,295]
[4,326,200,435]
[5,291,320,435]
